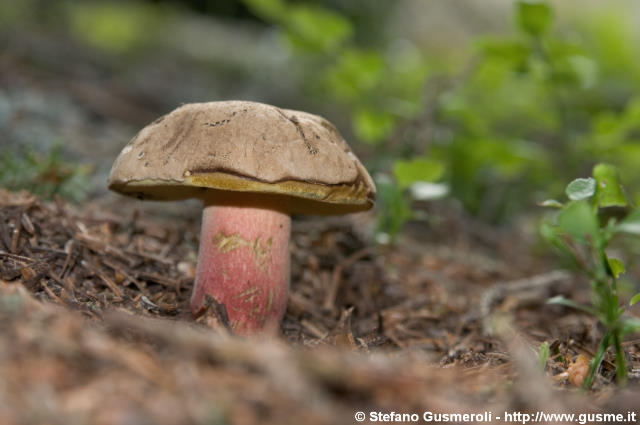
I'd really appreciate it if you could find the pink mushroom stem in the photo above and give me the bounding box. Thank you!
[190,202,291,334]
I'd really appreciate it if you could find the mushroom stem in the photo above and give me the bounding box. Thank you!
[190,202,291,334]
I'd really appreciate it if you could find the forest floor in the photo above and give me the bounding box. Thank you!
[1,188,639,425]
[2,26,640,425]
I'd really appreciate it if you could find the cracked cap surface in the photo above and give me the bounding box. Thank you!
[108,101,376,214]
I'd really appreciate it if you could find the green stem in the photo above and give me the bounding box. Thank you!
[612,330,627,386]
[583,331,611,389]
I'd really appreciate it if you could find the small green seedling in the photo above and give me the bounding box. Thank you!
[541,163,640,387]
[375,157,448,242]
[538,340,550,372]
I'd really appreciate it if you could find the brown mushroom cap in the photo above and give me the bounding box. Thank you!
[108,101,376,214]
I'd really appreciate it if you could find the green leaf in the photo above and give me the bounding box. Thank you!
[539,222,576,258]
[565,178,596,201]
[477,38,531,67]
[245,0,353,53]
[567,55,598,89]
[393,158,445,190]
[607,258,626,278]
[540,199,563,208]
[353,108,395,144]
[593,163,627,208]
[615,210,640,235]
[242,0,287,22]
[557,201,599,243]
[68,2,164,53]
[622,317,640,333]
[583,332,611,389]
[630,293,640,306]
[516,0,552,36]
[538,341,550,371]
[375,174,413,239]
[539,222,557,241]
[285,4,353,52]
[548,295,597,315]
[325,49,385,102]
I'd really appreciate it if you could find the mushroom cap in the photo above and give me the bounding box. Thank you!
[108,101,376,214]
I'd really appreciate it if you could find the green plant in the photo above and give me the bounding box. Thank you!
[538,340,550,372]
[375,157,447,242]
[541,163,640,387]
[429,0,640,221]
[0,144,91,202]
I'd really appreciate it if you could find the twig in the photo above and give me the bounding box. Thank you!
[192,294,234,334]
[480,270,571,335]
[42,280,64,304]
[323,247,373,312]
[80,260,124,300]
[0,211,13,250]
[301,319,329,339]
[10,211,22,253]
[20,212,35,235]
[0,250,34,263]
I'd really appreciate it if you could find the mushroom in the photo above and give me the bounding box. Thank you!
[108,101,376,334]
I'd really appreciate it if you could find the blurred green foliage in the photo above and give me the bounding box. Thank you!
[393,158,445,190]
[436,0,640,224]
[516,0,553,36]
[66,2,167,53]
[0,145,91,202]
[241,0,640,238]
[431,0,636,221]
[243,0,429,147]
